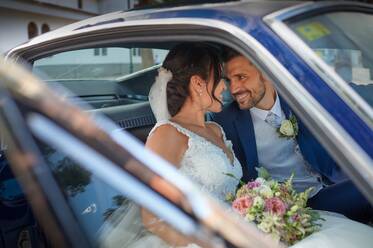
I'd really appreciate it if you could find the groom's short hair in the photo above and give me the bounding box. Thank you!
[222,46,241,63]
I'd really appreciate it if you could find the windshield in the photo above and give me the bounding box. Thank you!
[287,11,373,107]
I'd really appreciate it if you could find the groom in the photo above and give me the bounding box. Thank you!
[210,48,372,223]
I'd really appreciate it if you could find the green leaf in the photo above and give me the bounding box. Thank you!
[289,115,299,136]
[223,172,245,186]
[255,167,271,180]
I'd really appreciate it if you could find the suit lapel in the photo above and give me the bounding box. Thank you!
[279,95,292,118]
[233,108,258,181]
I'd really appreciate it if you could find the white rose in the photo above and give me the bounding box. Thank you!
[279,120,294,136]
[255,177,266,185]
[246,213,256,221]
[258,221,271,233]
[258,185,273,198]
[253,196,265,208]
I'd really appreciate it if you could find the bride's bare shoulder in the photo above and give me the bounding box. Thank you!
[148,123,188,142]
[145,123,188,166]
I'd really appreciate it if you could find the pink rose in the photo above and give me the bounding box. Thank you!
[292,213,300,222]
[246,181,261,189]
[265,197,287,216]
[232,196,253,216]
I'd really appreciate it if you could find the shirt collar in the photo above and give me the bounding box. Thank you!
[250,92,282,121]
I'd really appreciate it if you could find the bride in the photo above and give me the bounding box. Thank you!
[143,43,373,248]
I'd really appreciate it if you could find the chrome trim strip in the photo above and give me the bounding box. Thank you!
[6,17,373,200]
[263,2,373,128]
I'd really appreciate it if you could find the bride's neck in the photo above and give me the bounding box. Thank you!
[171,101,206,127]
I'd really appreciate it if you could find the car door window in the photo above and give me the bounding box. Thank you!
[286,11,373,107]
[35,140,192,248]
[32,47,168,109]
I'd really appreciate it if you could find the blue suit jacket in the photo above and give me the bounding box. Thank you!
[210,100,346,184]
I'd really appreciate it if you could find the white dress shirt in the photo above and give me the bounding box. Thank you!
[250,93,322,197]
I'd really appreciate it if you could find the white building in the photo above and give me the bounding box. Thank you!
[1,0,168,79]
[0,0,137,54]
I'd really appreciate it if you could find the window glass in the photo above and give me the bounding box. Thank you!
[287,12,373,107]
[36,141,192,247]
[28,22,38,39]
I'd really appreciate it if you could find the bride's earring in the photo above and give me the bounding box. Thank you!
[198,90,203,96]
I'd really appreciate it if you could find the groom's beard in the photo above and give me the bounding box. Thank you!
[234,88,265,110]
[233,76,266,110]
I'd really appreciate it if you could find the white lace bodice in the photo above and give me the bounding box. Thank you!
[148,120,243,203]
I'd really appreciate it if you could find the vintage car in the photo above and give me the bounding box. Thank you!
[1,0,373,247]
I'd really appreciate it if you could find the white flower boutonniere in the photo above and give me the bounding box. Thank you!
[277,115,298,139]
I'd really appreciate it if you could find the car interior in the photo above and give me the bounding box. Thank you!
[30,42,232,143]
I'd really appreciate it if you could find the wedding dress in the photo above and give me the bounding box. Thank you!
[152,120,243,203]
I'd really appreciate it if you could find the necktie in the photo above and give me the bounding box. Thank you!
[265,111,281,128]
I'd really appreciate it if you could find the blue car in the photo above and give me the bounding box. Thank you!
[2,1,373,247]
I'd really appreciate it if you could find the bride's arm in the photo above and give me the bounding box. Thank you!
[143,124,194,246]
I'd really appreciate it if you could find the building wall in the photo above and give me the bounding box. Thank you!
[36,0,100,14]
[0,9,74,54]
[0,0,136,54]
[99,0,128,14]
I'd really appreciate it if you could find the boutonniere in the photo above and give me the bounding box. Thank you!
[277,115,298,139]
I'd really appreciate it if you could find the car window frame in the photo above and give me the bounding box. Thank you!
[264,1,373,129]
[6,16,373,206]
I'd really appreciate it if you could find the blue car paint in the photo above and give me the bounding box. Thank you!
[125,6,373,158]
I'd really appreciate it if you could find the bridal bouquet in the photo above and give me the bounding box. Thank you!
[226,168,323,245]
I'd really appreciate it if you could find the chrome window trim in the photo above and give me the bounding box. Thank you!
[6,17,373,202]
[263,2,373,129]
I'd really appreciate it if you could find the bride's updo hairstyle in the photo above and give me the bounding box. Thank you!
[162,43,222,117]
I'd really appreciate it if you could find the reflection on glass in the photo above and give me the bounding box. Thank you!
[36,141,194,248]
[41,144,91,197]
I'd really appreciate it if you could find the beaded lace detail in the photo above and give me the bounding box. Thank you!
[148,120,243,203]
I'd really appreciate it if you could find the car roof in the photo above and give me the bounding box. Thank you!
[9,1,304,51]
